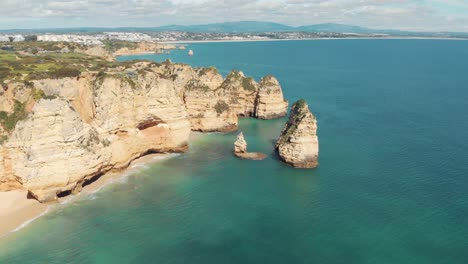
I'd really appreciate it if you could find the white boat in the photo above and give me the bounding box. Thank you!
[188,50,194,56]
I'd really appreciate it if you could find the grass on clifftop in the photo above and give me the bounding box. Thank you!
[102,40,138,53]
[0,43,151,85]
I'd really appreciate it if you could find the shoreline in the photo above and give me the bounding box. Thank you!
[0,152,180,238]
[160,36,468,44]
[114,37,468,59]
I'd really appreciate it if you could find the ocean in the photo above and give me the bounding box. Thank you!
[1,39,467,263]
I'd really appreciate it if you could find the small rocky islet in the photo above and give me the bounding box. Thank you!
[276,99,319,168]
[232,99,319,168]
[233,132,266,160]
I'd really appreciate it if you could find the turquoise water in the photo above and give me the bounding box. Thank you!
[1,39,468,263]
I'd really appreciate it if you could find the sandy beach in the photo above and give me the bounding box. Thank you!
[0,191,48,238]
[0,152,180,238]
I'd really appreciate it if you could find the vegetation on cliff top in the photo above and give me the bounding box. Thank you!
[0,42,156,86]
[277,99,309,145]
[102,40,138,53]
[198,66,219,77]
[219,70,256,92]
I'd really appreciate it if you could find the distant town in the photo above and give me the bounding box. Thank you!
[2,30,464,46]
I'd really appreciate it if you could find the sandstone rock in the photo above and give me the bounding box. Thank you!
[113,42,176,56]
[233,132,266,160]
[234,132,247,153]
[276,99,319,168]
[0,61,287,201]
[82,46,114,61]
[254,75,288,119]
[218,70,258,117]
[0,67,191,202]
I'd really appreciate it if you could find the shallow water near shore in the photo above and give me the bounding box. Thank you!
[1,39,468,263]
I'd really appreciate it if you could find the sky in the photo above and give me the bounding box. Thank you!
[0,0,468,32]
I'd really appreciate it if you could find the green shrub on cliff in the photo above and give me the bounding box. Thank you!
[0,100,27,131]
[31,88,45,100]
[214,100,229,115]
[294,99,307,110]
[242,77,256,91]
[277,99,309,145]
[198,66,219,77]
[185,79,210,92]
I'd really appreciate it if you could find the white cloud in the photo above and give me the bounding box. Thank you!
[0,0,467,31]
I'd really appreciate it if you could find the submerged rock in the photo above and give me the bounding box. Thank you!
[276,99,319,168]
[233,132,266,160]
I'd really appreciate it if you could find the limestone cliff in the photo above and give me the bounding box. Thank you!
[0,63,191,202]
[183,69,289,132]
[183,67,237,132]
[0,61,288,202]
[254,75,288,119]
[276,99,319,168]
[113,42,176,56]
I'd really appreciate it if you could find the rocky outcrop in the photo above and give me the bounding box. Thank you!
[234,132,248,153]
[276,99,319,168]
[183,69,289,132]
[113,42,176,56]
[0,60,287,202]
[183,67,237,132]
[0,64,191,202]
[233,132,266,160]
[254,75,288,119]
[82,46,114,61]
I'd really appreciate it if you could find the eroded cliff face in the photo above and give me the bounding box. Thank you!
[183,69,288,132]
[276,100,319,168]
[254,76,288,119]
[0,61,288,202]
[113,42,176,56]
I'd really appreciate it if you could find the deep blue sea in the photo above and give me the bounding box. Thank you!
[1,39,467,263]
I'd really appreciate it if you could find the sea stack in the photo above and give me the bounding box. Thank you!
[276,99,319,168]
[254,75,288,119]
[233,132,266,160]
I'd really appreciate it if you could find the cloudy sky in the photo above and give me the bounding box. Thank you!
[1,0,468,31]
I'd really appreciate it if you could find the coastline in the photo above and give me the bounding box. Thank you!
[0,152,180,238]
[160,36,468,44]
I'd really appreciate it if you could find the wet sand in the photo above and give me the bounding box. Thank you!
[0,152,180,238]
[0,191,48,238]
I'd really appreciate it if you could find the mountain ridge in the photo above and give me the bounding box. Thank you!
[1,21,467,36]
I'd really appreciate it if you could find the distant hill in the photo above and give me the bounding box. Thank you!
[155,21,293,33]
[1,21,468,38]
[296,23,376,33]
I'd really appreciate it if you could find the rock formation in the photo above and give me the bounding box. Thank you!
[254,75,288,119]
[233,132,266,160]
[234,132,248,153]
[276,99,319,168]
[0,60,287,202]
[113,42,176,56]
